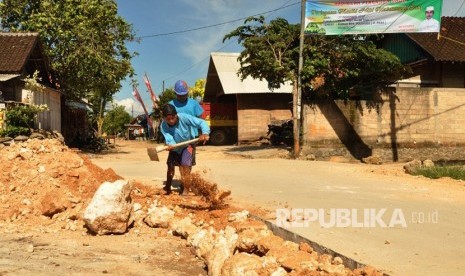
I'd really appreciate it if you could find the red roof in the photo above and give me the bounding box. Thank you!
[408,17,465,62]
[0,32,39,73]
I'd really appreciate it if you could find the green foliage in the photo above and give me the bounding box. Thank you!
[224,16,300,90]
[0,0,137,102]
[102,105,131,135]
[23,70,46,94]
[412,166,465,181]
[152,88,176,120]
[0,105,47,137]
[223,16,409,100]
[302,36,408,99]
[189,79,205,99]
[0,125,31,137]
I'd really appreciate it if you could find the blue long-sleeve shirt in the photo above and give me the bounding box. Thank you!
[160,113,210,153]
[169,98,204,136]
[169,98,203,117]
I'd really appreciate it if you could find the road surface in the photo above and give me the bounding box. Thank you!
[92,140,465,276]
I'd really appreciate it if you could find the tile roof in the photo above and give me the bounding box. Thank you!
[407,17,465,62]
[0,32,39,73]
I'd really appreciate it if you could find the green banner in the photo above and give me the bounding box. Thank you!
[305,0,443,35]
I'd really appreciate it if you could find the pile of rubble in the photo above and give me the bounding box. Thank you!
[0,138,121,224]
[82,178,381,276]
[141,201,382,276]
[0,138,382,275]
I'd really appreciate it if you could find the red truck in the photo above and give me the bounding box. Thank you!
[201,102,237,145]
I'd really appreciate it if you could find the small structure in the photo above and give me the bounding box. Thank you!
[0,32,61,132]
[124,123,143,140]
[382,17,465,88]
[204,52,293,143]
[61,99,92,147]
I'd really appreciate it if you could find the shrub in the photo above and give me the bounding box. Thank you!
[0,104,48,137]
[0,125,31,137]
[412,166,465,181]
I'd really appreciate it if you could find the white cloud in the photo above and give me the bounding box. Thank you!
[176,0,259,63]
[176,0,298,63]
[112,98,145,117]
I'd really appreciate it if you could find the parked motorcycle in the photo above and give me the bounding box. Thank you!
[267,119,293,146]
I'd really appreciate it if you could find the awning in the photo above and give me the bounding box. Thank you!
[0,74,20,82]
[65,100,92,111]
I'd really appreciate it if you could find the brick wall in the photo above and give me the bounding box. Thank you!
[237,94,292,142]
[302,88,465,161]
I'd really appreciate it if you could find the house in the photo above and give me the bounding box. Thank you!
[0,32,61,132]
[382,16,465,88]
[204,52,293,143]
[301,17,465,161]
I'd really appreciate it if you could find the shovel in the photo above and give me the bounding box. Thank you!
[147,138,199,161]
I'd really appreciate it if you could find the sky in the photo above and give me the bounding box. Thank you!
[114,0,465,116]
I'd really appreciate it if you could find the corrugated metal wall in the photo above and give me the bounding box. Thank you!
[33,88,61,132]
[382,34,428,64]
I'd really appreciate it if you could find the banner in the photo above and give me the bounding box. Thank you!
[305,0,443,35]
[132,87,153,127]
[143,73,158,109]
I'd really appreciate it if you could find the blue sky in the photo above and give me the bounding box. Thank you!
[114,0,301,115]
[114,0,465,116]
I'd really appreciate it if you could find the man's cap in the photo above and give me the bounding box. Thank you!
[162,103,177,117]
[426,6,434,12]
[174,80,189,95]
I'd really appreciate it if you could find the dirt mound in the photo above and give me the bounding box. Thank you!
[0,139,122,222]
[0,138,230,225]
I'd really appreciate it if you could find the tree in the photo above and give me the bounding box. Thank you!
[189,79,206,100]
[0,0,137,132]
[224,16,408,99]
[224,16,300,91]
[102,105,131,136]
[224,16,408,156]
[300,35,408,99]
[152,88,176,120]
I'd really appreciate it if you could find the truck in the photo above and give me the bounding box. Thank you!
[201,102,237,145]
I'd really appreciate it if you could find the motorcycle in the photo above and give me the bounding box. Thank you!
[267,119,294,146]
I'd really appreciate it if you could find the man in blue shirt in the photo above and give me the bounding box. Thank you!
[169,80,203,118]
[160,104,210,195]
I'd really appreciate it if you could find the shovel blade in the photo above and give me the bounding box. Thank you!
[147,148,160,161]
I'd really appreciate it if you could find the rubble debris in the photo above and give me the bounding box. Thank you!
[40,191,69,217]
[0,138,121,223]
[83,180,134,235]
[362,155,382,165]
[190,172,231,206]
[403,159,422,174]
[422,159,435,168]
[228,210,249,222]
[0,138,384,275]
[144,202,174,229]
[220,252,262,276]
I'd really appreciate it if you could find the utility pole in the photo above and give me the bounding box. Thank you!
[293,0,306,157]
[162,80,165,93]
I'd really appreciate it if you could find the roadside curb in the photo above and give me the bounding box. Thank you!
[250,214,390,276]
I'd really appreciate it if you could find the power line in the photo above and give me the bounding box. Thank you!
[156,0,298,88]
[453,0,465,17]
[136,1,300,39]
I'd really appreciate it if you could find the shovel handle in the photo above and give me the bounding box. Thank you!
[155,138,200,152]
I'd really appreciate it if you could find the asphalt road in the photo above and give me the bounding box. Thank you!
[92,140,465,276]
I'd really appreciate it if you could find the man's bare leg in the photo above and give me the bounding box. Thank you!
[164,165,175,195]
